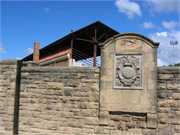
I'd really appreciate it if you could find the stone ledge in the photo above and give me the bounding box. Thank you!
[158,67,180,74]
[0,59,18,65]
[21,67,100,73]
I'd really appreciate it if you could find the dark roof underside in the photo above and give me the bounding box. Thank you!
[22,21,120,61]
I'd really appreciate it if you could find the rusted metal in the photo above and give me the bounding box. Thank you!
[71,39,74,66]
[71,39,74,59]
[75,38,93,43]
[97,32,106,41]
[86,32,93,40]
[73,48,100,67]
[93,28,97,67]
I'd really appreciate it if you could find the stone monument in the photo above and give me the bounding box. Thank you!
[99,33,159,128]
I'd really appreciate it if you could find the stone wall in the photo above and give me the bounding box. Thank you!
[0,59,180,135]
[157,67,180,135]
[18,62,100,134]
[0,59,21,135]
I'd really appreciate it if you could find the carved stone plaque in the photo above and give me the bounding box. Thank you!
[114,53,143,89]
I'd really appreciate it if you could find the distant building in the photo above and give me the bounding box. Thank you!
[22,21,119,67]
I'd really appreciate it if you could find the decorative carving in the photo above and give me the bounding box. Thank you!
[114,54,142,89]
[121,39,137,50]
[116,38,142,52]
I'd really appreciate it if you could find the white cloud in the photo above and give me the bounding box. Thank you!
[44,7,49,13]
[156,32,167,37]
[27,48,33,54]
[0,43,7,54]
[149,30,180,66]
[142,21,155,29]
[147,0,179,14]
[162,21,179,29]
[115,0,142,20]
[16,57,22,60]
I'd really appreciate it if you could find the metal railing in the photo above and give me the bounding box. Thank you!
[72,48,101,67]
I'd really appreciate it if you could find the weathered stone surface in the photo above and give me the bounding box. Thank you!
[110,115,121,121]
[136,121,146,128]
[64,87,74,96]
[167,81,180,90]
[147,113,157,129]
[117,121,126,131]
[99,111,109,125]
[47,82,64,90]
[158,74,173,80]
[95,126,104,134]
[157,83,166,90]
[85,117,99,125]
[173,93,180,100]
[158,101,168,107]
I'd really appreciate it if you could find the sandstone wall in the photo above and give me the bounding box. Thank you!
[0,59,180,135]
[157,67,180,135]
[0,59,21,135]
[18,62,100,134]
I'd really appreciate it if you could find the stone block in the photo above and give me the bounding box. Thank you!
[67,119,84,128]
[4,122,13,131]
[72,128,81,134]
[167,81,180,90]
[47,82,64,90]
[78,103,88,109]
[136,121,146,128]
[59,127,71,134]
[126,122,136,128]
[7,107,14,115]
[147,113,157,129]
[158,74,173,80]
[158,91,167,98]
[64,87,74,96]
[142,129,156,135]
[117,121,126,131]
[109,120,116,127]
[158,101,168,107]
[91,92,99,102]
[47,121,59,130]
[110,130,122,135]
[88,83,99,92]
[110,115,121,121]
[173,93,180,100]
[157,83,166,90]
[82,128,94,134]
[85,117,99,126]
[89,102,99,109]
[168,100,180,108]
[95,126,104,134]
[99,111,109,125]
[175,74,180,80]
[121,116,132,122]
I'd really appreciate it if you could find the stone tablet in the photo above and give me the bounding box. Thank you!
[114,53,143,89]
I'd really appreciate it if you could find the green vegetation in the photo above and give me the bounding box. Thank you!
[168,63,180,67]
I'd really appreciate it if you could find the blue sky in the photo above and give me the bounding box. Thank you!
[0,0,179,66]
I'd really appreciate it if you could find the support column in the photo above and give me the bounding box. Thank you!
[93,43,97,67]
[33,42,40,63]
[93,28,97,67]
[71,39,74,67]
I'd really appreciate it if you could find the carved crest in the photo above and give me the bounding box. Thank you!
[114,54,142,89]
